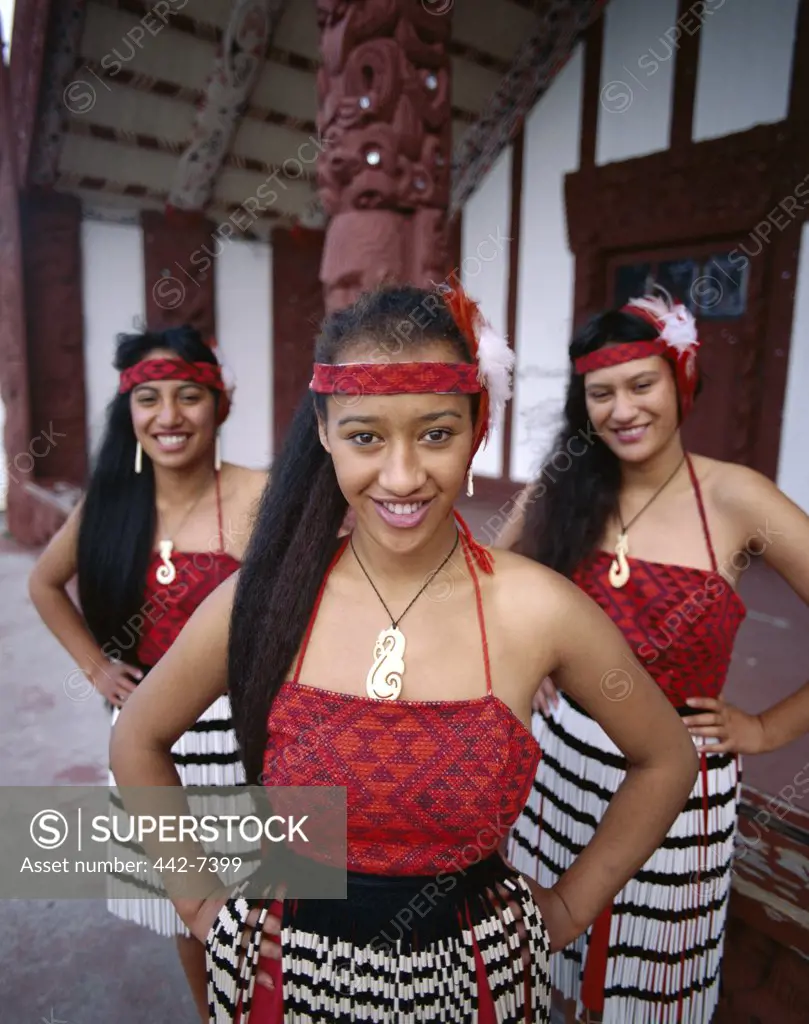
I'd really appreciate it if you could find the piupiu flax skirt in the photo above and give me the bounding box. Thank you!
[206,853,552,1023]
[107,694,248,937]
[508,695,741,1024]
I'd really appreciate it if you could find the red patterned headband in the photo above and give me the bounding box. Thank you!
[119,358,231,424]
[310,284,514,458]
[310,362,482,396]
[574,295,701,418]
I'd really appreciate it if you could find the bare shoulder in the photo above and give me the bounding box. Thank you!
[221,463,269,508]
[698,455,793,518]
[485,546,581,631]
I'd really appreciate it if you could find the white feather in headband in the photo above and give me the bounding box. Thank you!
[627,291,699,355]
[476,322,515,433]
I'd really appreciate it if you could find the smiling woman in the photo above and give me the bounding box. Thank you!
[499,287,809,1024]
[27,325,267,1021]
[108,284,700,1024]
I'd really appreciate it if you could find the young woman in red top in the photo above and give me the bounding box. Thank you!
[29,326,267,1020]
[110,285,698,1022]
[498,288,809,1023]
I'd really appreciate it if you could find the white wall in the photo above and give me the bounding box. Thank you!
[777,222,809,513]
[511,44,584,483]
[596,0,678,165]
[693,0,799,141]
[81,220,145,459]
[215,239,273,470]
[461,144,512,480]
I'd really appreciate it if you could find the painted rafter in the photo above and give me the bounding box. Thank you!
[54,171,281,225]
[65,116,317,183]
[168,0,289,212]
[80,58,318,136]
[449,0,609,214]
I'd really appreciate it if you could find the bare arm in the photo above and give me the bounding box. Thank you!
[109,574,234,924]
[688,466,809,754]
[506,565,699,947]
[109,573,234,786]
[27,503,141,702]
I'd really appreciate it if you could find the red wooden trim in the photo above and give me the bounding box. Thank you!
[579,8,604,170]
[669,0,703,152]
[6,0,52,183]
[788,0,809,125]
[502,127,524,482]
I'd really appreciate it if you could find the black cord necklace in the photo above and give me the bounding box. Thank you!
[350,531,460,700]
[609,455,686,589]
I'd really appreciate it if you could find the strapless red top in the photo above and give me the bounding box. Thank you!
[572,456,746,706]
[263,531,542,876]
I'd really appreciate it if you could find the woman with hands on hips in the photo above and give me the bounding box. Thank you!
[28,325,267,1021]
[498,286,809,1024]
[110,284,697,1023]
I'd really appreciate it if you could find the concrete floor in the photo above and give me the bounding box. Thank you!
[0,528,198,1022]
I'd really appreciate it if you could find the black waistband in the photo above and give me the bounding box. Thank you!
[283,853,523,948]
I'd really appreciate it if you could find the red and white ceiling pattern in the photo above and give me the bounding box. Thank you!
[25,0,585,236]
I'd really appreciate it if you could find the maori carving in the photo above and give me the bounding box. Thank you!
[316,0,453,312]
[168,0,287,211]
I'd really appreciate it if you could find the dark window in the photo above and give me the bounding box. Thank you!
[613,263,652,307]
[695,253,749,319]
[657,259,698,312]
[612,251,748,319]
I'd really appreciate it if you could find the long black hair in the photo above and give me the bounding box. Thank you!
[77,325,221,658]
[518,309,663,578]
[229,285,475,785]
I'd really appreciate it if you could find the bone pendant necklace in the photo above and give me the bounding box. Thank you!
[609,455,686,589]
[350,532,460,700]
[155,473,216,585]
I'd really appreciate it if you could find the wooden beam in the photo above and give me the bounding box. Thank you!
[669,0,703,153]
[578,7,604,170]
[80,58,319,137]
[502,127,525,482]
[6,0,53,184]
[65,119,318,183]
[450,0,608,213]
[168,0,289,212]
[54,173,282,226]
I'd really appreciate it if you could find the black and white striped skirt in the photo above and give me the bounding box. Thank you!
[206,853,552,1023]
[107,693,246,937]
[508,695,741,1024]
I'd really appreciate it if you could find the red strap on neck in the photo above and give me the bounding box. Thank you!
[453,510,494,575]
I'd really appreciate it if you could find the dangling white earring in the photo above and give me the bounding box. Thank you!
[466,466,474,498]
[134,440,143,475]
[214,431,221,472]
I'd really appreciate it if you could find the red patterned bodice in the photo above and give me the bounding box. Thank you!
[572,457,746,706]
[263,531,542,876]
[137,551,240,667]
[137,472,240,667]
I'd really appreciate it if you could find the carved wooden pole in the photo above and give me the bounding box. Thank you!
[316,0,453,313]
